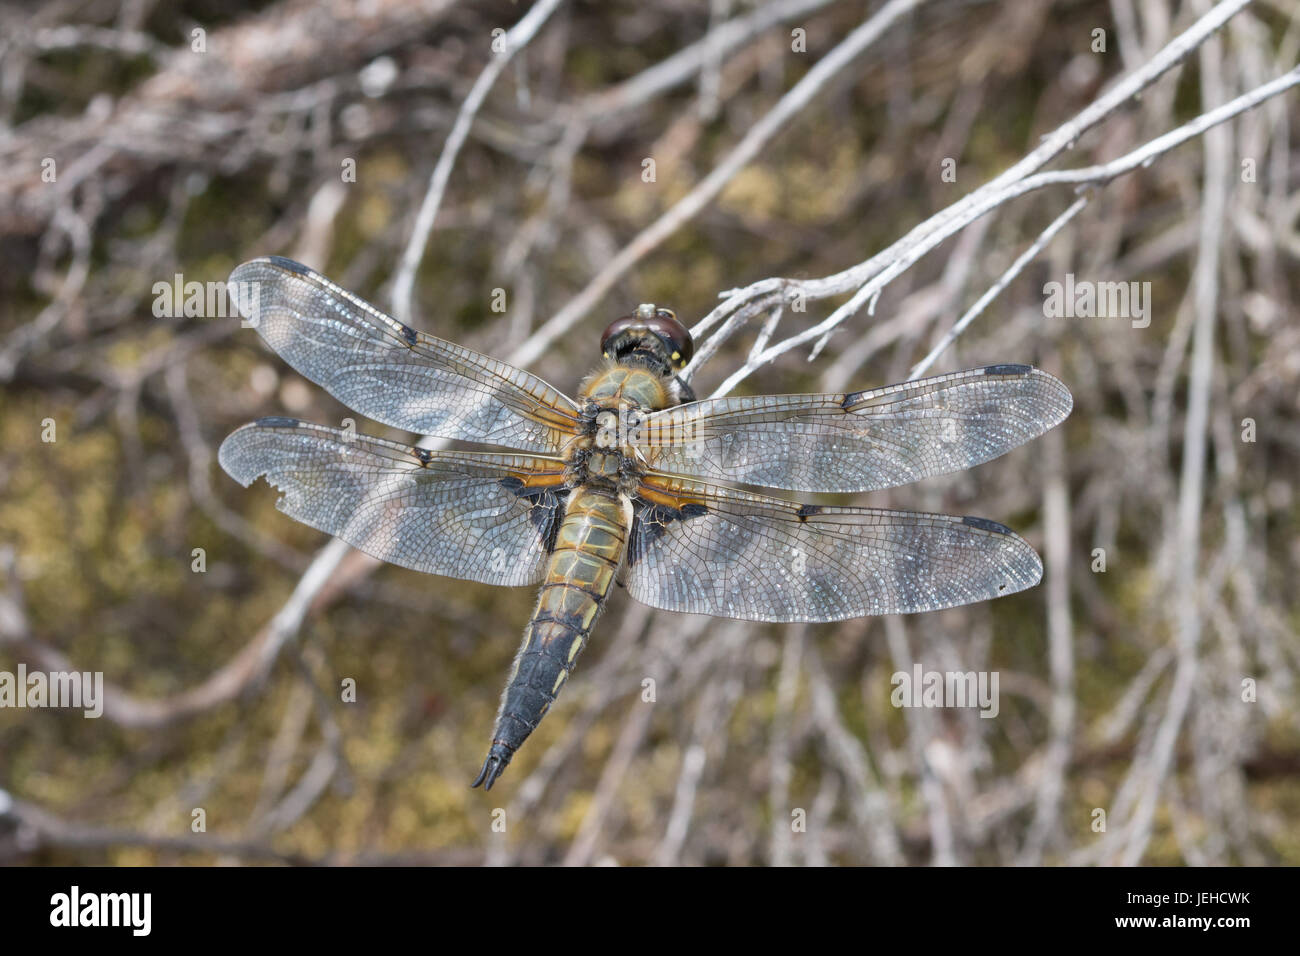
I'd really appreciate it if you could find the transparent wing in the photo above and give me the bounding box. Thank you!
[634,365,1071,493]
[219,417,569,586]
[625,473,1042,622]
[228,257,581,453]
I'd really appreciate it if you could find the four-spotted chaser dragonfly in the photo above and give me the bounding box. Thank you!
[218,257,1072,790]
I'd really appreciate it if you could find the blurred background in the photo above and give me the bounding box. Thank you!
[1,0,1297,865]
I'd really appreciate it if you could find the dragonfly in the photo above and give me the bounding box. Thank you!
[218,256,1072,790]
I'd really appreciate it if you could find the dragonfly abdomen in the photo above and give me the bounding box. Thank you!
[472,487,631,790]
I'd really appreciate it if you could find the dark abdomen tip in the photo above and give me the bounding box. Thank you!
[471,742,516,791]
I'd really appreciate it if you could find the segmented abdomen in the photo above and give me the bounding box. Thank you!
[472,486,631,789]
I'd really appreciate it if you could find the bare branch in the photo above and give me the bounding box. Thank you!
[391,0,567,323]
[508,0,925,370]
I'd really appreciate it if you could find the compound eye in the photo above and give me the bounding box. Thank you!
[600,315,638,356]
[599,308,694,368]
[643,312,693,368]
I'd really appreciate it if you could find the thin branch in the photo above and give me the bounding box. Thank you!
[703,62,1297,396]
[909,196,1089,379]
[391,0,566,323]
[578,0,837,120]
[688,0,1264,393]
[1116,9,1231,865]
[508,0,925,369]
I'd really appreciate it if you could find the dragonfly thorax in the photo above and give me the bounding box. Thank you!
[568,363,678,493]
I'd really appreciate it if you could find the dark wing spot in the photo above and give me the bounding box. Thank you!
[963,515,1013,535]
[797,504,824,520]
[535,490,570,553]
[627,501,708,566]
[983,364,1031,376]
[413,447,432,465]
[399,324,418,347]
[255,416,302,428]
[840,391,865,410]
[499,480,570,555]
[266,255,312,276]
[629,504,675,555]
[626,514,663,568]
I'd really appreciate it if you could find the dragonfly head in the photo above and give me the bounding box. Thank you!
[601,304,694,373]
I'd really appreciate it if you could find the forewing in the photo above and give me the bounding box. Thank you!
[635,365,1071,492]
[228,257,581,453]
[625,473,1042,622]
[219,417,568,586]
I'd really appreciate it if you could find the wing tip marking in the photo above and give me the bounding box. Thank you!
[961,514,1014,535]
[253,415,302,429]
[265,255,312,276]
[982,363,1032,376]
